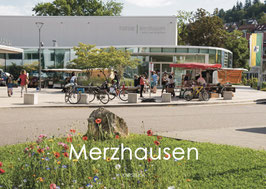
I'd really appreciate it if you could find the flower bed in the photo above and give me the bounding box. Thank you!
[0,129,265,188]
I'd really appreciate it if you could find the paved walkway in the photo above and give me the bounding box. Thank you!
[0,85,266,108]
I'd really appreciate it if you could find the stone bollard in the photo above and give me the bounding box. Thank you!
[24,93,38,105]
[78,94,88,104]
[223,91,233,100]
[162,93,171,102]
[128,93,137,103]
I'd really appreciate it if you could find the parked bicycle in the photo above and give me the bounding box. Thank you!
[64,83,81,104]
[64,81,110,104]
[183,84,209,101]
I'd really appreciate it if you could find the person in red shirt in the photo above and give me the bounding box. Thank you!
[18,70,28,97]
[139,75,145,98]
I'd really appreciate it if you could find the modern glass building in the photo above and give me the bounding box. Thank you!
[0,45,232,86]
[0,16,233,86]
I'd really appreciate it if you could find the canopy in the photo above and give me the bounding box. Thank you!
[42,69,83,73]
[170,63,222,70]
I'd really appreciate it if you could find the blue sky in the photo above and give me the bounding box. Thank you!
[0,0,246,16]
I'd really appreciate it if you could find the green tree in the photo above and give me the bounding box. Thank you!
[176,10,193,45]
[224,30,249,68]
[183,9,226,47]
[71,43,139,80]
[33,0,123,16]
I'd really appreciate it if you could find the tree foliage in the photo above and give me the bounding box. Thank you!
[33,0,123,16]
[224,30,249,68]
[71,43,139,79]
[217,0,266,24]
[178,9,249,68]
[176,10,193,45]
[183,9,226,47]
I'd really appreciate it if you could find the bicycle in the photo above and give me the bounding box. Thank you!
[183,84,209,101]
[84,81,110,104]
[64,83,81,104]
[108,83,129,101]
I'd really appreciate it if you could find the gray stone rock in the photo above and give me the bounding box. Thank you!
[86,107,129,140]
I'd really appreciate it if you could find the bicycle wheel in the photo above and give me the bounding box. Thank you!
[119,90,128,101]
[183,90,193,101]
[64,92,70,103]
[98,91,109,104]
[109,93,116,100]
[69,90,81,104]
[199,90,209,101]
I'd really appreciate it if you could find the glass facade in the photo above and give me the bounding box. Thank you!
[0,46,233,84]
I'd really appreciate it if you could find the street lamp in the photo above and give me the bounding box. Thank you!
[36,22,44,91]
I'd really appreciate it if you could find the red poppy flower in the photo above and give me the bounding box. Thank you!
[147,130,153,136]
[82,136,88,141]
[63,152,69,158]
[37,148,44,154]
[67,137,72,143]
[165,154,171,159]
[0,169,5,174]
[147,158,152,163]
[50,183,57,189]
[70,129,76,133]
[157,136,162,140]
[154,140,160,146]
[0,162,2,167]
[115,135,119,139]
[54,152,60,158]
[95,118,102,124]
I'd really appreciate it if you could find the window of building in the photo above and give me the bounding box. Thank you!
[150,48,161,53]
[162,48,175,53]
[175,48,188,53]
[7,53,22,59]
[188,48,199,53]
[199,49,209,54]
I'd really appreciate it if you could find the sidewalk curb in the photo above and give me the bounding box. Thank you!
[1,99,266,109]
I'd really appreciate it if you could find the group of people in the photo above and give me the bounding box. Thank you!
[183,71,206,87]
[5,70,29,97]
[133,74,148,97]
[133,71,176,97]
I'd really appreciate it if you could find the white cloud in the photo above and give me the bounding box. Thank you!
[125,0,174,8]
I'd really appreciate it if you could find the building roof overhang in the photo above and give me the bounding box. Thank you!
[0,45,23,54]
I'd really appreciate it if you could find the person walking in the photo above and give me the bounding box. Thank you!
[18,70,28,97]
[113,71,119,88]
[161,72,168,95]
[151,71,158,93]
[6,75,14,97]
[139,75,145,97]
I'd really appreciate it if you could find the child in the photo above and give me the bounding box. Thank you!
[6,75,13,97]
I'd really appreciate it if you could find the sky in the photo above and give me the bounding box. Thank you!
[0,0,247,16]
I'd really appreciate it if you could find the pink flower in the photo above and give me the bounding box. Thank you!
[39,134,47,138]
[0,162,2,167]
[46,147,50,150]
[50,183,56,189]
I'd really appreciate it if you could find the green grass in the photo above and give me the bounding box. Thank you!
[0,133,265,188]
